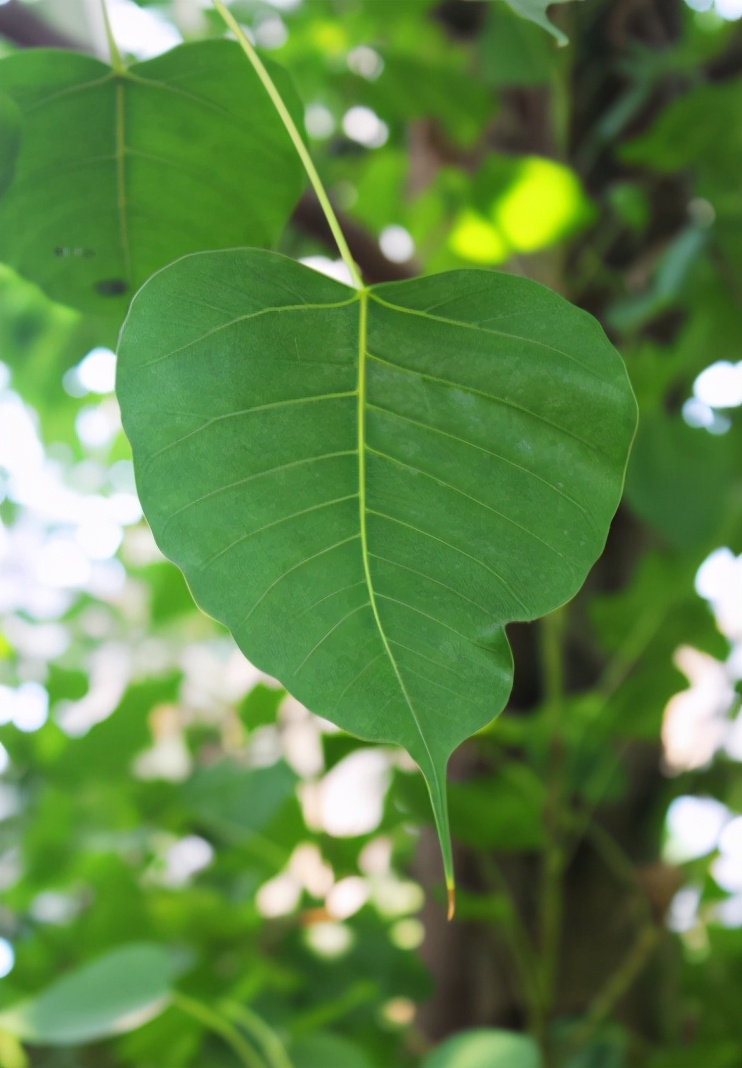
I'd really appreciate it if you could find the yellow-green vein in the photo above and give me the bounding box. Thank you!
[356,288,455,917]
[114,78,131,286]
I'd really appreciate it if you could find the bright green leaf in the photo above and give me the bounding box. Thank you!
[423,1028,542,1068]
[497,0,584,46]
[117,250,636,890]
[449,156,593,265]
[0,41,304,323]
[0,944,174,1045]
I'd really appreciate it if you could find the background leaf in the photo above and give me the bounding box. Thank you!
[0,944,174,1045]
[423,1028,542,1068]
[0,40,304,323]
[497,0,583,46]
[289,1032,375,1068]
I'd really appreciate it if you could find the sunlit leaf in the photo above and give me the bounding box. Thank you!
[118,250,635,889]
[0,944,174,1045]
[0,41,304,323]
[449,156,592,265]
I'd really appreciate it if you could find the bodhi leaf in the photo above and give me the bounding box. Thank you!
[117,250,636,902]
[0,41,303,323]
[498,0,584,46]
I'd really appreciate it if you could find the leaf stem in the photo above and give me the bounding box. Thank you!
[211,0,363,290]
[479,854,544,1042]
[538,607,567,1065]
[98,0,124,73]
[224,1002,294,1068]
[570,924,660,1053]
[173,992,268,1068]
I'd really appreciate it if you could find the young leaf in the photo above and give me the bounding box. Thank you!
[498,0,583,46]
[0,944,174,1044]
[0,41,304,323]
[117,250,636,899]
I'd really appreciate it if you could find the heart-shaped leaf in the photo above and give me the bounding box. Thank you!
[0,41,303,323]
[117,250,636,892]
[0,944,174,1045]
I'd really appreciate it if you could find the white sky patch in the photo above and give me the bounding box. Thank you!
[260,0,302,10]
[71,347,117,395]
[256,871,301,917]
[715,0,742,18]
[160,835,214,887]
[664,794,729,863]
[713,820,742,909]
[667,884,702,933]
[0,394,45,480]
[75,403,120,450]
[661,646,735,773]
[299,256,355,286]
[36,537,91,589]
[682,397,731,434]
[316,748,392,837]
[96,0,182,60]
[0,681,49,733]
[0,938,14,979]
[696,547,742,640]
[342,106,389,148]
[347,45,384,80]
[326,875,369,920]
[304,921,352,958]
[693,360,742,409]
[254,13,287,49]
[380,225,415,264]
[289,842,334,898]
[305,103,335,140]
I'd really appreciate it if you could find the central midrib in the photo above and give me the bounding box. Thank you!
[114,77,132,286]
[355,288,439,783]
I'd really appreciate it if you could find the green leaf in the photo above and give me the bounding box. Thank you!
[0,91,21,197]
[239,682,286,729]
[625,413,738,550]
[423,1028,542,1068]
[0,41,304,323]
[497,0,583,46]
[289,1032,375,1068]
[181,759,298,844]
[117,250,636,892]
[0,944,174,1045]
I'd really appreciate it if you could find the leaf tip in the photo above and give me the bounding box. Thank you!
[446,882,456,922]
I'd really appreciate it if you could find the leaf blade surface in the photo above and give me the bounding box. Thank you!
[0,41,304,322]
[117,249,636,884]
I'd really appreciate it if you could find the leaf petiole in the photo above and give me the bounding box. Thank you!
[211,0,363,291]
[99,0,124,74]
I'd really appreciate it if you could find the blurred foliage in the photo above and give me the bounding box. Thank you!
[1,0,742,1067]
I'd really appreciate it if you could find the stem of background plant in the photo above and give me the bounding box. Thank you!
[173,992,269,1068]
[570,924,661,1053]
[224,1002,294,1068]
[98,0,124,73]
[479,854,545,1044]
[538,606,567,1062]
[211,0,363,291]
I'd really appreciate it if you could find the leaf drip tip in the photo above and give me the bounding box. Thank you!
[447,882,456,922]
